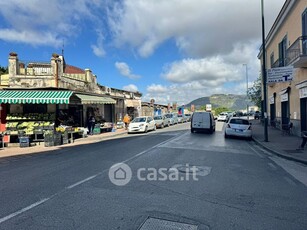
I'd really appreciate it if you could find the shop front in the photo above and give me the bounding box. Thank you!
[125,99,140,120]
[297,81,307,132]
[0,90,116,145]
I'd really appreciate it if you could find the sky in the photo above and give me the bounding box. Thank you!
[0,0,286,105]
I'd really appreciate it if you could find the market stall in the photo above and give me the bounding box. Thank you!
[0,89,117,146]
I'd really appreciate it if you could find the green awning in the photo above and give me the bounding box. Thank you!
[0,90,73,104]
[75,94,116,104]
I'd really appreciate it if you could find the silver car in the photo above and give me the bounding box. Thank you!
[153,115,169,128]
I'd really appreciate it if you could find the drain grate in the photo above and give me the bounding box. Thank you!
[139,217,198,230]
[170,164,211,177]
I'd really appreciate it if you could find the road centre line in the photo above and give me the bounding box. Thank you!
[0,131,185,225]
[0,198,50,224]
[66,175,99,189]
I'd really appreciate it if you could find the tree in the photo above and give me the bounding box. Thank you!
[213,107,229,115]
[248,75,262,109]
[0,66,8,75]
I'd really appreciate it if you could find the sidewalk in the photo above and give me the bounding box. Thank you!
[251,120,307,165]
[0,128,128,158]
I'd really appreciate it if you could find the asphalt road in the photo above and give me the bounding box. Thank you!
[0,121,307,229]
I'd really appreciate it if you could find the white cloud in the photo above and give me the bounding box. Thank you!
[91,30,106,57]
[123,84,138,92]
[162,57,241,86]
[107,0,284,58]
[115,62,141,79]
[107,0,284,104]
[147,84,168,93]
[0,0,103,47]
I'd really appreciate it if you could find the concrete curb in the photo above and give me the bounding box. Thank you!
[252,137,307,166]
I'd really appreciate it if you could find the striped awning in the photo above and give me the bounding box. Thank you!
[0,90,73,104]
[75,94,116,104]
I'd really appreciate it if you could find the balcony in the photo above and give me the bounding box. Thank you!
[286,36,307,68]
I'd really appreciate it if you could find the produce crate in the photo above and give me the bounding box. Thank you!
[53,132,62,146]
[62,132,69,145]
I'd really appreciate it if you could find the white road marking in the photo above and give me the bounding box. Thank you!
[270,156,307,187]
[66,175,99,189]
[268,163,277,171]
[0,198,50,224]
[0,132,185,225]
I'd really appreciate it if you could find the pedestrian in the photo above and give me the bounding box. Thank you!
[123,114,131,130]
[298,131,307,150]
[88,116,95,135]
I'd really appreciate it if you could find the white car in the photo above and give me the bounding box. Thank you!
[224,117,252,140]
[128,116,156,133]
[217,112,228,122]
[177,114,185,123]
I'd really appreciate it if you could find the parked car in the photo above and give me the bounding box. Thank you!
[254,111,261,119]
[191,111,216,133]
[172,113,179,124]
[177,114,186,123]
[153,115,168,128]
[185,114,192,122]
[217,112,228,122]
[164,113,175,125]
[128,116,156,133]
[224,117,252,140]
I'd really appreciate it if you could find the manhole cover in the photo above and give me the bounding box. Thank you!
[139,217,198,230]
[170,164,211,176]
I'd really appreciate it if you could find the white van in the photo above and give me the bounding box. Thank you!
[191,111,216,133]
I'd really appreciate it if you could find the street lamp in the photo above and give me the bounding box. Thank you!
[243,64,249,120]
[261,0,268,142]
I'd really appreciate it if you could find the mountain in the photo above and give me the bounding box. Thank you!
[185,94,252,111]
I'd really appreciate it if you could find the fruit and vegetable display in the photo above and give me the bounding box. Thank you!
[5,113,55,135]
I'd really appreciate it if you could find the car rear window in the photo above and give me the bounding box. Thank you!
[229,119,249,125]
[133,117,146,122]
[154,116,162,120]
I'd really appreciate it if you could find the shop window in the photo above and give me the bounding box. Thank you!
[23,104,47,114]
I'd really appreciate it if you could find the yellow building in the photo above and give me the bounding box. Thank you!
[258,0,307,136]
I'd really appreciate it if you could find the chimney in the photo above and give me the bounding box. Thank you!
[8,52,18,77]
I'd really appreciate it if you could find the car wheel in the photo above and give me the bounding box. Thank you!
[191,128,194,133]
[153,125,156,131]
[144,126,148,133]
[161,123,164,128]
[168,122,170,127]
[224,133,229,138]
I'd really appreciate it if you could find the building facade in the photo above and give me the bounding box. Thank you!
[0,52,142,135]
[258,0,307,136]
